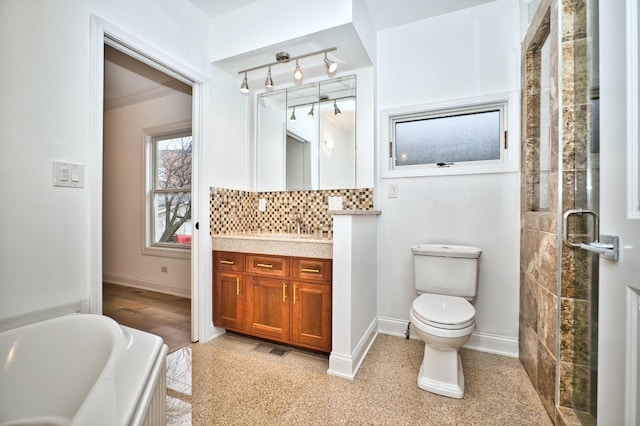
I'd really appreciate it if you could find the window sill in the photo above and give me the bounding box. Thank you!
[142,245,191,260]
[381,162,518,179]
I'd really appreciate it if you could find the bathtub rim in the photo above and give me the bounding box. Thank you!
[0,313,167,426]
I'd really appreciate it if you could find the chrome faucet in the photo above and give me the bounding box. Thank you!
[294,212,303,234]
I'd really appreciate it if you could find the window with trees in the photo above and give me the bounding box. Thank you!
[148,129,192,250]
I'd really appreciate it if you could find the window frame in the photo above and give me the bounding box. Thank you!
[380,92,520,178]
[141,122,192,259]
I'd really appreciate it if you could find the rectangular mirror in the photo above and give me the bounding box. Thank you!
[257,75,356,191]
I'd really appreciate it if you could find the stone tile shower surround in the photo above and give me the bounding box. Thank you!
[209,187,374,236]
[520,0,597,424]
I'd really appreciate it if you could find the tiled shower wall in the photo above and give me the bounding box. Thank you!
[520,0,596,424]
[210,187,374,236]
[520,1,559,420]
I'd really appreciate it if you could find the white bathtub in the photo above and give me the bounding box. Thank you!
[0,314,167,426]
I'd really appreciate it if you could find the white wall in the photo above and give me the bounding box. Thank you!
[0,0,247,322]
[375,0,522,352]
[209,0,354,62]
[209,66,252,191]
[103,92,192,297]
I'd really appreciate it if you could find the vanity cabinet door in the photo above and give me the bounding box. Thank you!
[245,276,290,342]
[291,281,332,352]
[213,271,245,332]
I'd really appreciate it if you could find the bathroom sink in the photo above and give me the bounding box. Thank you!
[255,232,323,241]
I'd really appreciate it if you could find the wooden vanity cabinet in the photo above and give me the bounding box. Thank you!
[212,252,245,331]
[212,251,332,352]
[291,259,332,350]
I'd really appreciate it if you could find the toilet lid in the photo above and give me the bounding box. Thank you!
[412,294,475,328]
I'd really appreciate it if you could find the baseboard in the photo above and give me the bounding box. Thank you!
[465,331,518,358]
[103,272,191,299]
[377,316,519,358]
[377,316,411,338]
[328,318,378,380]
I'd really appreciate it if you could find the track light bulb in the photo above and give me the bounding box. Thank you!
[290,107,296,121]
[265,66,274,88]
[334,100,341,116]
[307,104,314,119]
[240,72,249,93]
[324,53,337,73]
[293,60,303,81]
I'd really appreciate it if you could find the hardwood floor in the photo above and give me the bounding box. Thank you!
[103,283,191,353]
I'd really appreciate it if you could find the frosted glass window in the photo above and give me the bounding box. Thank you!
[390,102,506,171]
[394,111,501,166]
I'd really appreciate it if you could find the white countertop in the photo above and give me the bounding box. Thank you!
[329,209,382,216]
[211,233,333,259]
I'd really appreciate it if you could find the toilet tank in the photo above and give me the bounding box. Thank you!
[411,244,482,299]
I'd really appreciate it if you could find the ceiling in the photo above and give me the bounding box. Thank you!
[104,45,191,110]
[189,0,496,31]
[105,0,496,107]
[195,0,496,87]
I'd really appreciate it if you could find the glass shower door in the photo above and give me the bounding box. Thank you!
[561,0,599,423]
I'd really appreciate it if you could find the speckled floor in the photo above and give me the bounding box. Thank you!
[166,333,552,425]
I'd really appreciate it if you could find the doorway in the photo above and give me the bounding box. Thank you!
[102,43,193,351]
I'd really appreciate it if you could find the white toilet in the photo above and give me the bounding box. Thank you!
[409,243,482,399]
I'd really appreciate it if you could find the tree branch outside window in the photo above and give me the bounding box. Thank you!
[152,133,192,246]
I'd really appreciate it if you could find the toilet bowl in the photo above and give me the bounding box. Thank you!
[410,244,482,399]
[410,294,476,399]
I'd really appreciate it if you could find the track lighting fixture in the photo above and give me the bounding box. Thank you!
[240,72,249,93]
[293,60,303,81]
[307,104,314,119]
[324,52,337,73]
[290,107,296,121]
[333,100,341,116]
[238,47,337,92]
[265,66,273,88]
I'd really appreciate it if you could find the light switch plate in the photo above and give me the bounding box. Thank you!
[388,183,398,198]
[258,198,267,212]
[53,161,84,188]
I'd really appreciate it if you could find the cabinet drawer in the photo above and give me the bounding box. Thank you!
[213,251,245,272]
[292,258,332,283]
[246,255,289,277]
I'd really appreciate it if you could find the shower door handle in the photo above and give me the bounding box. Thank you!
[562,209,599,248]
[579,237,619,261]
[562,209,619,261]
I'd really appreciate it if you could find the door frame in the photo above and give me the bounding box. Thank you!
[626,0,640,421]
[599,0,640,422]
[88,14,210,342]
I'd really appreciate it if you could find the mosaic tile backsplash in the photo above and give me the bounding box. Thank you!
[210,188,374,236]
